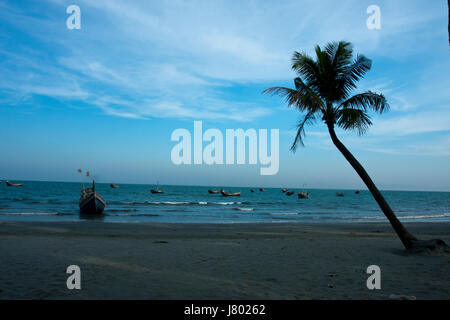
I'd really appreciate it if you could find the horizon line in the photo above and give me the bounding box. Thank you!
[1,178,449,193]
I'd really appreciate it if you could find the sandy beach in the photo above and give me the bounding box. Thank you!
[0,221,448,300]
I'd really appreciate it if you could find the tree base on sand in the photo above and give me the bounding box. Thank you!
[407,239,450,256]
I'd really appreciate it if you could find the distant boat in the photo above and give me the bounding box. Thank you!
[250,189,254,192]
[221,190,241,197]
[110,183,120,188]
[259,188,265,192]
[285,191,294,196]
[336,192,345,197]
[298,192,310,199]
[6,180,23,187]
[79,180,106,215]
[355,190,360,194]
[208,189,220,194]
[151,181,164,194]
[282,189,287,193]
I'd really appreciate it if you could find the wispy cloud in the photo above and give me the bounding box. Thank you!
[0,0,448,128]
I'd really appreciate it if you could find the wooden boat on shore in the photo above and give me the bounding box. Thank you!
[110,183,120,188]
[208,189,220,194]
[79,181,106,215]
[221,190,241,197]
[298,192,310,199]
[6,180,23,187]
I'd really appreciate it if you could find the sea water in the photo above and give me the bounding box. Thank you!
[0,181,449,223]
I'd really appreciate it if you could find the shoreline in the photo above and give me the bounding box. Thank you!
[0,221,449,299]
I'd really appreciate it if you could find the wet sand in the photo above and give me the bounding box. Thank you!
[0,221,449,299]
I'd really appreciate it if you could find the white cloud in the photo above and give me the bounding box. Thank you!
[371,108,450,136]
[0,0,448,125]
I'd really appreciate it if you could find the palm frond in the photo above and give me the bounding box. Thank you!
[263,80,324,113]
[262,86,299,106]
[292,52,320,92]
[325,41,353,71]
[337,55,372,98]
[338,91,389,113]
[336,108,372,135]
[291,110,317,151]
[293,77,325,112]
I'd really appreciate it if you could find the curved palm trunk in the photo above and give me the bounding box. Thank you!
[327,124,417,249]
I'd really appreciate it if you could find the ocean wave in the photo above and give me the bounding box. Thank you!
[106,213,160,217]
[215,202,241,205]
[399,213,450,220]
[110,201,246,206]
[0,212,61,216]
[234,208,254,212]
[0,198,31,202]
[358,213,450,220]
[269,212,299,216]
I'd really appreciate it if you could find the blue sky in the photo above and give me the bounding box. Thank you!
[0,0,449,191]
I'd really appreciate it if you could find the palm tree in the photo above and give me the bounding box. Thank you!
[264,41,448,252]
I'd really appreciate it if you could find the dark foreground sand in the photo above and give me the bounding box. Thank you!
[0,221,449,300]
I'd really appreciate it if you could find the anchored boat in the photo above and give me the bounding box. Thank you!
[298,192,310,199]
[6,180,23,187]
[79,181,106,214]
[151,181,164,194]
[221,190,241,197]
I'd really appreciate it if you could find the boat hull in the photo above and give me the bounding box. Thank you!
[6,181,23,187]
[79,192,106,214]
[221,191,241,197]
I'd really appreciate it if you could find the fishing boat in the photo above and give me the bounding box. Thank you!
[221,190,241,197]
[6,180,23,187]
[336,192,345,197]
[110,183,120,188]
[79,180,106,214]
[208,189,220,194]
[282,189,287,193]
[355,190,360,194]
[151,181,164,194]
[259,188,265,192]
[298,192,310,199]
[285,191,294,196]
[250,189,254,192]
